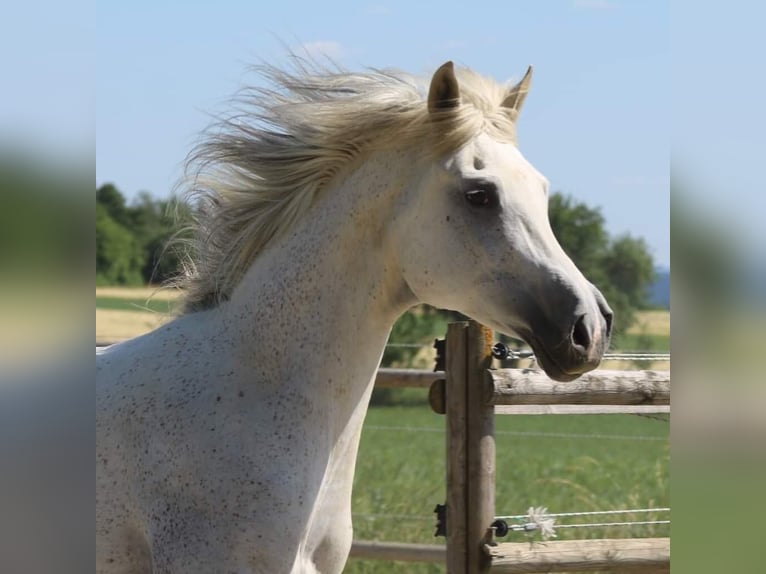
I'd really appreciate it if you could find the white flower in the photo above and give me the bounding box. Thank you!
[527,506,557,540]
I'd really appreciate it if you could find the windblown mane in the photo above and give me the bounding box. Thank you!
[178,59,520,312]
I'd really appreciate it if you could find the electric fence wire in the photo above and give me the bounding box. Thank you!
[496,507,670,521]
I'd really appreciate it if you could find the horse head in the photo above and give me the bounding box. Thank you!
[393,62,613,381]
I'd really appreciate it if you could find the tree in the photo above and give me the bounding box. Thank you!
[128,191,192,284]
[97,183,132,228]
[96,202,144,285]
[548,193,610,286]
[142,225,190,284]
[548,193,656,338]
[96,184,192,285]
[602,235,656,309]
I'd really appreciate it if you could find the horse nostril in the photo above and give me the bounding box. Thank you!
[571,314,591,351]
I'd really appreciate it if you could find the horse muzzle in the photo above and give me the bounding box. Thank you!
[518,287,613,382]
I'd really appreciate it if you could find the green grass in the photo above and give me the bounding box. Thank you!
[95,296,177,314]
[346,405,669,573]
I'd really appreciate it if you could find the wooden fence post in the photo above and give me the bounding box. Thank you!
[445,321,495,574]
[466,321,495,573]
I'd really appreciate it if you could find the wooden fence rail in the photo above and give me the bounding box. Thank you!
[486,538,670,573]
[349,540,445,563]
[374,368,443,388]
[488,368,670,406]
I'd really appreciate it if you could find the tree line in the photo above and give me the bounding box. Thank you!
[96,184,191,286]
[96,183,655,339]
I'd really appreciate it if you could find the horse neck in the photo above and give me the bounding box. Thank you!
[223,149,417,432]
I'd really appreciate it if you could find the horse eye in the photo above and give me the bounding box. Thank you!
[464,188,496,208]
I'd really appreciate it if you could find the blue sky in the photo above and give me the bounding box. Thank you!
[95,0,669,267]
[1,2,92,158]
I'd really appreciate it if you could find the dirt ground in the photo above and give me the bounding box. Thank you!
[96,286,181,301]
[96,309,173,344]
[628,310,670,336]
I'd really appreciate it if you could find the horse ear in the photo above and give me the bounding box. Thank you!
[428,61,460,113]
[502,65,533,115]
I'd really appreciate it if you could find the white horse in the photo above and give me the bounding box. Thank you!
[97,60,613,573]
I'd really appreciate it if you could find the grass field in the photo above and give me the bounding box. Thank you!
[347,406,669,573]
[96,287,670,573]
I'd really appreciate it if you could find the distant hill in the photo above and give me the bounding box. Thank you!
[649,267,670,308]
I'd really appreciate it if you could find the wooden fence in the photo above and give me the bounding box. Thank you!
[351,321,670,573]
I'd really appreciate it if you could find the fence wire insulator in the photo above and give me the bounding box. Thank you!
[434,503,447,537]
[492,342,511,360]
[492,342,534,361]
[491,519,510,537]
[433,338,446,372]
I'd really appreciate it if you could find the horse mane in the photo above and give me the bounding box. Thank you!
[176,58,520,312]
